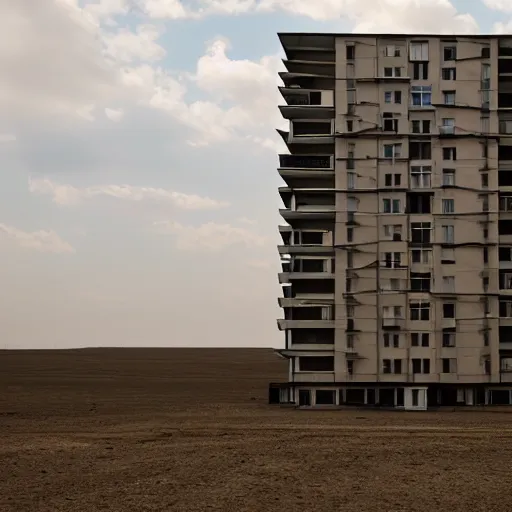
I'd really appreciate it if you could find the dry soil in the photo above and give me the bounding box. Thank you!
[2,348,512,512]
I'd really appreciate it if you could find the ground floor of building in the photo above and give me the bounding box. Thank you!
[268,382,512,410]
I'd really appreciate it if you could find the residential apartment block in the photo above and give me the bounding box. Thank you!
[269,33,512,410]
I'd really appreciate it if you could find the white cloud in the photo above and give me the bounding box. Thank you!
[139,0,477,32]
[104,107,124,121]
[482,0,512,11]
[0,223,75,254]
[153,220,268,251]
[28,177,229,210]
[83,0,130,22]
[103,24,166,63]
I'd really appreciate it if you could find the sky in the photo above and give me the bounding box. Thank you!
[1,0,511,349]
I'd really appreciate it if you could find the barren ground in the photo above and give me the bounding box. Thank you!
[2,348,512,512]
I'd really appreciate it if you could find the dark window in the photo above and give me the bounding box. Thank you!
[442,359,451,373]
[410,302,430,321]
[482,47,490,58]
[409,141,432,159]
[413,62,428,80]
[347,120,353,132]
[394,91,402,104]
[411,222,431,243]
[500,247,512,261]
[410,272,431,292]
[442,67,456,80]
[411,332,429,347]
[299,356,334,372]
[383,359,391,374]
[443,303,455,318]
[483,247,489,264]
[444,46,457,61]
[411,120,431,134]
[481,173,489,188]
[443,147,457,160]
[412,359,430,374]
[347,227,353,242]
[346,45,355,60]
[394,359,402,374]
[315,390,336,405]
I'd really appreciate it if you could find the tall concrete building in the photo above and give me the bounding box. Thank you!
[270,33,512,410]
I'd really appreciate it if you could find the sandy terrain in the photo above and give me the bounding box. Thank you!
[2,348,512,512]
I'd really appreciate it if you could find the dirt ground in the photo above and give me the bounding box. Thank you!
[2,348,512,512]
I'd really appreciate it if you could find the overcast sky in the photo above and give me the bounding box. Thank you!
[0,0,509,349]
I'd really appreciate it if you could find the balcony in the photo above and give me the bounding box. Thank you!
[279,154,332,169]
[277,319,334,330]
[278,244,333,255]
[382,317,405,330]
[279,88,335,120]
[278,297,334,308]
[278,271,334,284]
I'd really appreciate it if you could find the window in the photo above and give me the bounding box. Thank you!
[410,141,431,160]
[411,120,431,134]
[410,42,429,61]
[383,333,400,348]
[443,276,455,293]
[384,173,401,187]
[347,227,353,242]
[443,147,457,160]
[482,47,490,58]
[481,173,489,188]
[412,358,430,374]
[410,166,431,188]
[411,249,431,264]
[383,113,399,132]
[382,198,401,213]
[411,86,432,107]
[410,272,431,292]
[384,67,402,77]
[412,390,419,407]
[384,224,402,240]
[347,120,353,132]
[382,359,403,375]
[443,91,456,105]
[500,301,512,318]
[347,172,356,189]
[500,272,512,290]
[442,169,455,186]
[441,118,455,135]
[442,332,456,347]
[413,62,429,80]
[500,247,512,262]
[383,143,402,158]
[410,301,430,321]
[347,359,354,375]
[500,121,512,134]
[346,44,355,60]
[442,67,456,80]
[443,303,455,319]
[411,222,431,243]
[385,45,401,57]
[442,225,454,243]
[442,358,456,373]
[385,91,402,103]
[298,356,334,372]
[383,252,402,268]
[442,199,455,213]
[411,332,429,347]
[443,46,457,61]
[346,250,354,268]
[484,331,489,346]
[316,390,336,405]
[484,359,491,375]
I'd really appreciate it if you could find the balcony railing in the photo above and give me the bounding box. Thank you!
[279,154,333,169]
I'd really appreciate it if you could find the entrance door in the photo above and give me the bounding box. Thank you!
[299,389,311,406]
